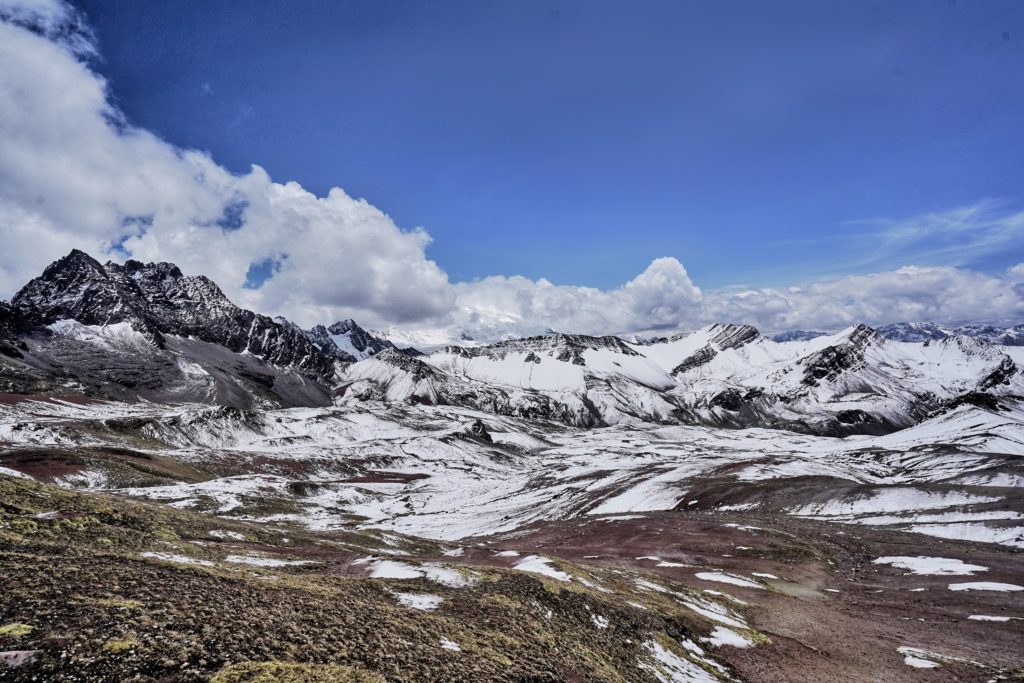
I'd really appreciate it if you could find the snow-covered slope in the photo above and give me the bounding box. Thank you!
[338,335,682,426]
[340,322,1022,434]
[300,319,400,363]
[2,394,1021,548]
[630,323,1024,435]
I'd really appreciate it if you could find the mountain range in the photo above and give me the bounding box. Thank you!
[1,250,1021,437]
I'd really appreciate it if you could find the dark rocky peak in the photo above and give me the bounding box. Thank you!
[300,319,397,364]
[121,259,183,280]
[13,249,148,328]
[977,356,1018,391]
[844,323,884,348]
[326,318,395,356]
[303,324,357,364]
[11,249,335,380]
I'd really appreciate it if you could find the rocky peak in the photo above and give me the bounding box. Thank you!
[13,249,147,329]
[12,249,335,380]
[326,318,394,357]
[302,324,357,364]
[372,348,441,382]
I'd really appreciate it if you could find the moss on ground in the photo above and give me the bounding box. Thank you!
[0,473,739,682]
[210,661,385,682]
[0,622,33,637]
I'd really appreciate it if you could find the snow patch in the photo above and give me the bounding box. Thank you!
[872,556,987,576]
[513,555,571,582]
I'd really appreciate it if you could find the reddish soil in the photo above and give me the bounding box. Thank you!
[451,511,1024,682]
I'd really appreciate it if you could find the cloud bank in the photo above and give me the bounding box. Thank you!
[1,0,1022,336]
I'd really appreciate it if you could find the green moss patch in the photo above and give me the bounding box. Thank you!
[210,662,386,682]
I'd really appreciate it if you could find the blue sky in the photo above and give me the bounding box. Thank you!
[75,0,1024,290]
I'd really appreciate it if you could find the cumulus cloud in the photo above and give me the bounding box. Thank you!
[449,257,703,336]
[0,0,453,327]
[700,264,1024,332]
[448,262,1024,336]
[0,0,1021,338]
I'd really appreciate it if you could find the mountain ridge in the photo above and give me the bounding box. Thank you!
[2,250,1022,435]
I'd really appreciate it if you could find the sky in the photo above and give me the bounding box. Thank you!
[1,0,1023,336]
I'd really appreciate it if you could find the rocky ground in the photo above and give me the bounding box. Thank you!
[1,473,1022,682]
[1,394,1022,682]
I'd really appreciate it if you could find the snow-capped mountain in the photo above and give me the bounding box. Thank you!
[13,250,334,379]
[338,321,1024,434]
[373,320,557,351]
[874,321,952,342]
[775,321,1024,346]
[1,250,337,406]
[299,318,400,363]
[2,250,1022,434]
[958,323,1024,346]
[656,323,1023,434]
[3,251,1024,682]
[770,329,828,343]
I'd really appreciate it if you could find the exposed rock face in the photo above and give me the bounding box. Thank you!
[672,345,717,374]
[799,323,881,386]
[772,322,1024,346]
[443,333,641,366]
[703,323,760,350]
[978,356,1018,391]
[0,302,30,358]
[328,319,395,356]
[468,418,492,442]
[12,250,334,380]
[303,324,358,364]
[669,324,759,375]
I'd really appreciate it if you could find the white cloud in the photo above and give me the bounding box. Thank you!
[700,264,1024,332]
[449,257,702,336]
[0,1,1021,338]
[448,262,1024,336]
[841,199,1024,271]
[0,0,453,328]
